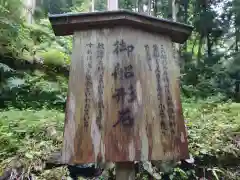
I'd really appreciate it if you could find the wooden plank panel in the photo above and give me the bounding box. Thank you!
[61,27,189,164]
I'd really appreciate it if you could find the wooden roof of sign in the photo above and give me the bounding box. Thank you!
[48,10,193,164]
[49,10,193,43]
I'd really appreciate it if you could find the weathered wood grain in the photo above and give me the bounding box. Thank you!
[61,27,189,164]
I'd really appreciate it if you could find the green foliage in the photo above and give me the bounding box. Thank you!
[0,70,68,110]
[41,49,68,66]
[0,0,35,58]
[0,109,66,179]
[70,0,91,12]
[183,100,240,159]
[95,0,107,11]
[38,0,67,15]
[0,109,64,159]
[0,1,72,63]
[1,97,239,179]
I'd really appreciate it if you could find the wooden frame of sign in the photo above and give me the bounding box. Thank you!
[49,9,193,168]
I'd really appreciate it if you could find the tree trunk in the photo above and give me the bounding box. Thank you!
[235,27,239,102]
[172,0,178,21]
[153,0,158,16]
[191,35,198,55]
[168,0,172,19]
[235,81,240,102]
[138,0,144,13]
[108,0,118,10]
[170,0,181,77]
[197,34,204,65]
[207,33,212,57]
[23,0,36,24]
[147,0,152,15]
[91,0,95,12]
[235,28,239,52]
[183,0,189,50]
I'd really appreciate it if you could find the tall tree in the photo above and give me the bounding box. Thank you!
[225,0,240,101]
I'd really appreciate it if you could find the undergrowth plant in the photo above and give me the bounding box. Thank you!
[0,97,239,179]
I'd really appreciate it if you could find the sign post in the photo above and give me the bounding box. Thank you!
[49,8,192,180]
[108,0,118,10]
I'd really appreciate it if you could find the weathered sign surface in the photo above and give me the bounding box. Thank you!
[61,27,188,164]
[49,10,193,165]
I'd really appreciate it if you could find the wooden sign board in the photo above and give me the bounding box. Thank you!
[49,10,193,165]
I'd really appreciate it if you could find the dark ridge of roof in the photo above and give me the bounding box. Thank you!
[49,9,193,44]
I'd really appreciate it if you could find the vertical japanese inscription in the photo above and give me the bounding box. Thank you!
[152,44,167,132]
[96,43,105,129]
[113,39,135,57]
[83,43,93,128]
[144,45,152,71]
[113,108,134,127]
[112,84,137,105]
[112,39,136,127]
[112,63,134,80]
[112,83,136,127]
[160,45,176,135]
